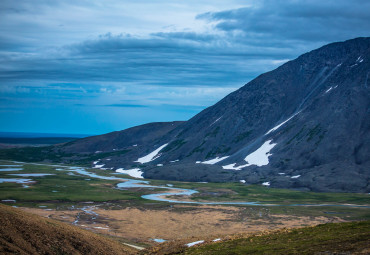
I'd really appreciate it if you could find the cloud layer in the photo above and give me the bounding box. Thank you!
[0,0,369,134]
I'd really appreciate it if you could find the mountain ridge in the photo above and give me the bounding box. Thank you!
[1,37,369,193]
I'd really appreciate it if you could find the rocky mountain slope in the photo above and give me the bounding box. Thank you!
[1,37,369,193]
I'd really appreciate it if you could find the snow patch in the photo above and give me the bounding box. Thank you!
[152,238,166,243]
[135,143,168,164]
[170,159,179,163]
[116,168,144,179]
[93,164,105,169]
[222,163,250,170]
[200,156,229,165]
[213,238,222,242]
[210,117,222,126]
[157,164,163,167]
[94,226,109,230]
[278,173,285,175]
[244,140,277,166]
[325,87,333,93]
[356,56,364,63]
[262,182,270,186]
[186,240,204,247]
[265,113,300,135]
[2,199,16,202]
[239,180,246,183]
[291,175,301,179]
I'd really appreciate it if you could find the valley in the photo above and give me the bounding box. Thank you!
[1,160,369,250]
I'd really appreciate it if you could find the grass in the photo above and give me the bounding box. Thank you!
[0,163,152,204]
[0,147,130,166]
[152,180,370,205]
[0,161,369,220]
[176,221,370,255]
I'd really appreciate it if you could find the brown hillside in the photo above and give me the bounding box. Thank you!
[0,204,136,255]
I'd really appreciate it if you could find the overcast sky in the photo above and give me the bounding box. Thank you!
[1,0,369,135]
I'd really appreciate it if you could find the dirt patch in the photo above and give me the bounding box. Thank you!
[18,205,344,245]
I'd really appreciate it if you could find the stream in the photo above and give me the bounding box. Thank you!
[2,162,369,208]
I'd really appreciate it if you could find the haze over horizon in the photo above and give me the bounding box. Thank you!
[1,0,369,135]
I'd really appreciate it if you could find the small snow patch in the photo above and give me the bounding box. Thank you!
[152,238,166,243]
[135,143,168,164]
[240,180,246,183]
[278,173,285,175]
[116,168,144,179]
[356,56,364,63]
[93,164,105,169]
[94,226,109,230]
[213,238,221,242]
[325,87,333,93]
[222,163,250,170]
[291,175,301,179]
[200,156,229,165]
[2,199,16,203]
[186,240,204,247]
[157,164,163,167]
[133,144,138,147]
[195,161,201,164]
[265,113,300,135]
[210,117,222,126]
[170,159,179,163]
[262,182,270,186]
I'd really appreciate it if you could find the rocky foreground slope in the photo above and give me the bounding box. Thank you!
[1,37,369,193]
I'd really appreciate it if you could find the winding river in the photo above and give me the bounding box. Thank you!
[2,162,369,208]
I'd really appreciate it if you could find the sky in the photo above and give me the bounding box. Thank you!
[0,0,369,135]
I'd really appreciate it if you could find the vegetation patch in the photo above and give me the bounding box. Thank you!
[205,145,231,159]
[205,127,220,138]
[177,221,370,255]
[162,139,187,152]
[232,130,253,143]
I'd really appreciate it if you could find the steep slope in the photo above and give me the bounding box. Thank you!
[0,204,136,254]
[143,37,370,192]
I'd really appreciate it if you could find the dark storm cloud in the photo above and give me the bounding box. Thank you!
[2,0,368,91]
[197,0,370,45]
[1,32,275,88]
[1,0,369,134]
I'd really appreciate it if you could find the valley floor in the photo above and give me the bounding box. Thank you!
[0,160,369,251]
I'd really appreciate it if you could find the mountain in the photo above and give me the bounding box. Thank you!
[1,37,369,193]
[0,204,135,254]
